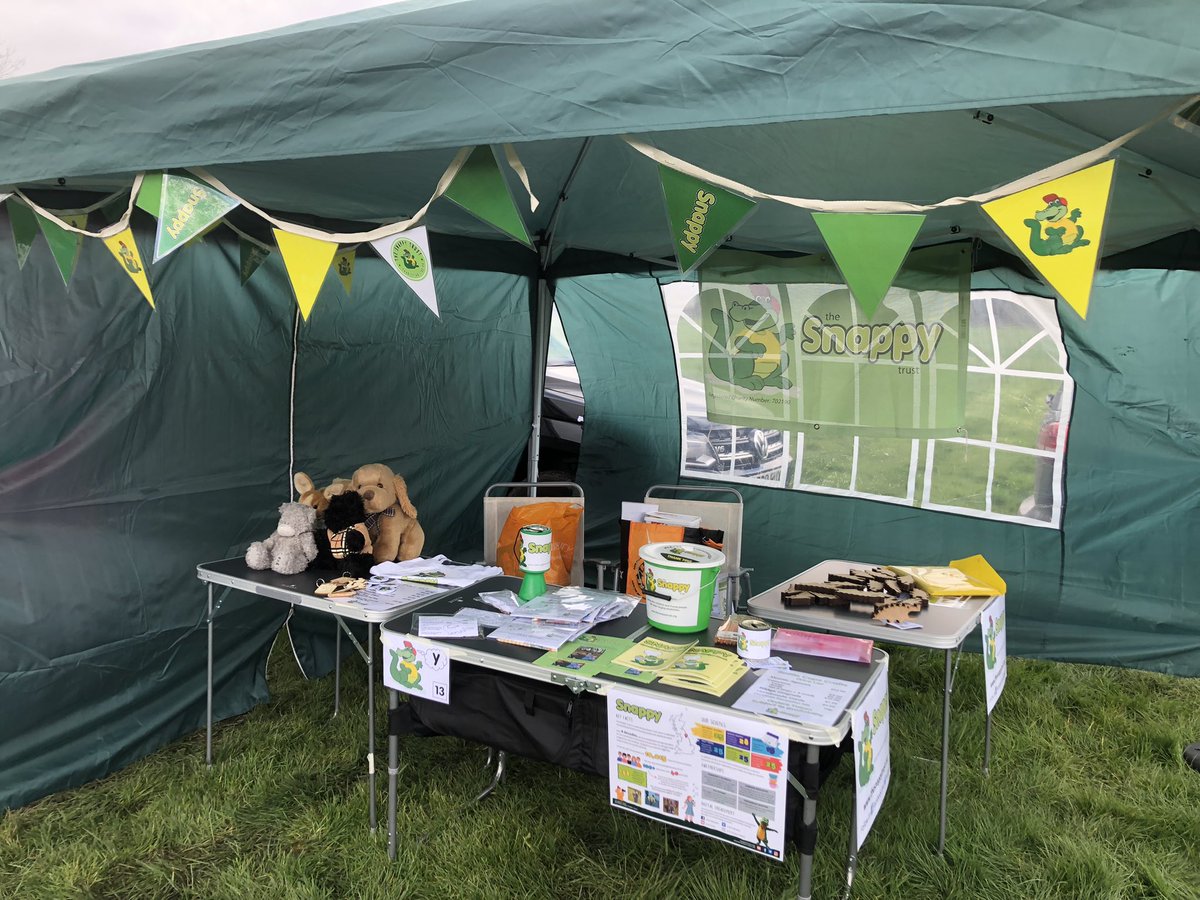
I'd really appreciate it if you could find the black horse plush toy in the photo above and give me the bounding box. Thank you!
[312,489,375,578]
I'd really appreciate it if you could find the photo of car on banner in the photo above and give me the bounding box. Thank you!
[662,282,1074,528]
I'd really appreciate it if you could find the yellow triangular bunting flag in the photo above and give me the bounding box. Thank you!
[332,248,356,294]
[981,159,1115,319]
[101,229,155,308]
[273,229,338,320]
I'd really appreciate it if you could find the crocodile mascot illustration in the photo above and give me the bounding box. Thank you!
[389,640,422,689]
[858,711,875,786]
[707,289,794,391]
[984,615,998,669]
[1023,193,1090,256]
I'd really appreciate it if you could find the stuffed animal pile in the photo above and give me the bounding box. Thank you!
[244,463,424,576]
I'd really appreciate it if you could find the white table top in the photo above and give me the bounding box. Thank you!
[196,557,448,623]
[750,559,1000,650]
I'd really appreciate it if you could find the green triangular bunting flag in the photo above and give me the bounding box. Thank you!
[154,173,239,262]
[7,198,40,269]
[443,146,532,247]
[239,237,271,285]
[659,165,757,274]
[36,212,88,287]
[812,212,926,320]
[136,173,163,217]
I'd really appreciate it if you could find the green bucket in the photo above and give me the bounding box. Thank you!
[639,542,726,633]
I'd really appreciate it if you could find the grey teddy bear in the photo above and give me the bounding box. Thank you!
[246,502,318,575]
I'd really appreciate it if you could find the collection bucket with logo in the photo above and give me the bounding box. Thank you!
[638,542,726,633]
[516,524,552,601]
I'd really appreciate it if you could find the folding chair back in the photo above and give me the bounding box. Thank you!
[483,482,586,586]
[643,485,746,615]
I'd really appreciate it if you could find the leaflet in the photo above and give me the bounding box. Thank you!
[486,620,590,651]
[416,615,483,639]
[609,688,788,860]
[732,670,861,727]
[533,635,636,677]
[609,638,695,673]
[451,607,512,629]
[657,646,748,697]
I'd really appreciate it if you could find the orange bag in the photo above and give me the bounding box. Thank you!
[625,521,685,598]
[495,502,583,586]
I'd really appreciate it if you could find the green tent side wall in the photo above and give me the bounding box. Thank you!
[3,0,1200,811]
[557,266,1200,676]
[0,212,534,811]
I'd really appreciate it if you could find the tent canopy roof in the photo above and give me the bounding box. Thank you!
[2,0,1199,260]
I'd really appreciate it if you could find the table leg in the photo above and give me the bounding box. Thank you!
[205,583,215,767]
[333,616,342,718]
[387,688,399,861]
[938,648,952,855]
[796,743,819,900]
[983,707,993,776]
[842,791,858,900]
[368,621,377,833]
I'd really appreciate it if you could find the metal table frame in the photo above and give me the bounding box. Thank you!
[196,558,442,833]
[750,559,999,855]
[382,579,888,900]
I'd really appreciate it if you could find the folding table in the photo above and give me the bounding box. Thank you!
[382,576,889,900]
[750,558,999,854]
[196,557,444,832]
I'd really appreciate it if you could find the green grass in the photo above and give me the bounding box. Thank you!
[3,640,1198,900]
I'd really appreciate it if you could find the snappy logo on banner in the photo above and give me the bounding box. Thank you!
[678,190,717,256]
[799,316,944,364]
[985,609,1007,670]
[615,699,663,723]
[165,185,209,240]
[857,693,889,787]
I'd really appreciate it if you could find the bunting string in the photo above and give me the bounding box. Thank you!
[188,146,474,243]
[13,174,145,239]
[622,94,1198,213]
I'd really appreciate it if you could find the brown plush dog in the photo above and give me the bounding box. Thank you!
[351,463,425,562]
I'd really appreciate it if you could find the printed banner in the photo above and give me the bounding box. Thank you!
[981,159,1115,320]
[698,244,970,437]
[136,172,163,217]
[273,229,338,321]
[153,173,239,262]
[370,226,439,317]
[333,247,356,294]
[660,165,757,275]
[981,594,1008,713]
[812,213,926,320]
[608,687,788,861]
[37,212,88,287]
[239,237,271,285]
[443,146,532,247]
[7,197,39,270]
[851,660,891,850]
[101,228,154,308]
[380,633,450,704]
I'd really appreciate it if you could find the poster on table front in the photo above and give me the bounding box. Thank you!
[981,594,1008,713]
[380,633,450,705]
[851,661,890,850]
[608,687,788,860]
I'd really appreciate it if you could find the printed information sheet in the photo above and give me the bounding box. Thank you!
[380,634,450,705]
[608,687,788,860]
[981,594,1008,713]
[852,659,891,849]
[731,669,861,727]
